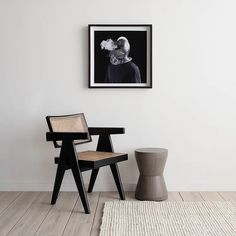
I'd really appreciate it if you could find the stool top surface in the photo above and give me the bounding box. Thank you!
[135,148,168,154]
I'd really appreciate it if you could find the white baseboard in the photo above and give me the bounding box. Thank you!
[0,183,235,192]
[0,182,137,192]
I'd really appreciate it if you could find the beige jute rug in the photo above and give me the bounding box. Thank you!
[99,201,236,236]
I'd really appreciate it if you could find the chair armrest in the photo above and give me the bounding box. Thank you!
[46,132,89,141]
[88,127,125,135]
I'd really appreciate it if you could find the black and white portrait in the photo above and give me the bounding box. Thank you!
[100,36,141,83]
[89,25,152,88]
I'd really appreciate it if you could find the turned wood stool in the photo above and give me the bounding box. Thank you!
[135,148,168,201]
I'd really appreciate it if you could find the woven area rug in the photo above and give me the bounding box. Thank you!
[99,201,236,236]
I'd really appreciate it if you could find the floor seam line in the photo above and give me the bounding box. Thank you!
[5,192,40,236]
[89,192,101,236]
[61,194,80,236]
[0,192,23,217]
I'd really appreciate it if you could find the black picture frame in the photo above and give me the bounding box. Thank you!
[89,24,152,88]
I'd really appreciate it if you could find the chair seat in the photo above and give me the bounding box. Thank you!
[54,151,127,169]
[78,151,128,169]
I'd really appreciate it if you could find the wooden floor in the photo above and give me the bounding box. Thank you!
[0,191,235,236]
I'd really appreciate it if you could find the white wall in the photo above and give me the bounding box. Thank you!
[0,0,236,191]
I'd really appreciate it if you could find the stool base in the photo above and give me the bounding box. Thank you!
[135,175,168,201]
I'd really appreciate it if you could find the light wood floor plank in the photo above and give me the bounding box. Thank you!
[35,192,78,236]
[125,191,138,201]
[90,192,120,236]
[126,191,183,201]
[200,192,224,201]
[218,192,236,200]
[63,192,100,236]
[167,192,183,201]
[0,192,39,236]
[0,191,231,236]
[0,192,21,215]
[7,192,52,236]
[180,192,203,201]
[119,192,183,201]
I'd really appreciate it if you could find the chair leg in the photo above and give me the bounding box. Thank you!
[110,163,125,200]
[51,162,65,205]
[88,168,99,193]
[71,165,91,214]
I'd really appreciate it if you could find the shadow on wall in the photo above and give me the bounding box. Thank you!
[79,27,89,89]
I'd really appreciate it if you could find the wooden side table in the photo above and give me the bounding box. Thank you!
[135,148,168,201]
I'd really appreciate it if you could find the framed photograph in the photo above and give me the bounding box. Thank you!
[89,24,152,88]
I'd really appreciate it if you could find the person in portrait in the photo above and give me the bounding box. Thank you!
[100,37,141,83]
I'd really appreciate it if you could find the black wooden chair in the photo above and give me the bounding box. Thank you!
[46,113,128,214]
